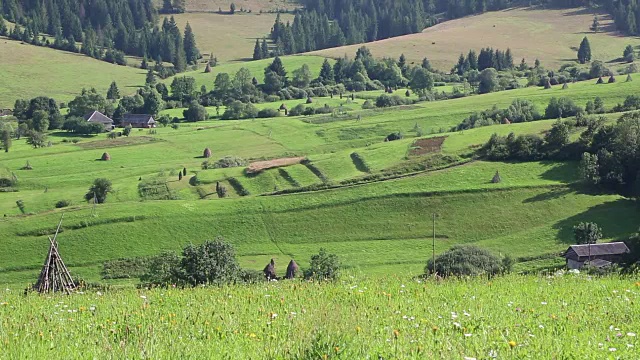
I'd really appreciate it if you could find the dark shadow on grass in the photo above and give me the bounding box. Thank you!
[538,161,580,182]
[552,198,638,244]
[49,131,95,138]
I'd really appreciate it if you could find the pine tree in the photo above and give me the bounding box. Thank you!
[162,0,173,13]
[421,57,432,70]
[467,50,478,70]
[183,22,200,64]
[253,39,263,60]
[504,48,514,69]
[174,37,188,72]
[141,57,149,69]
[267,56,287,77]
[261,38,269,58]
[107,82,120,100]
[0,15,7,36]
[577,37,592,64]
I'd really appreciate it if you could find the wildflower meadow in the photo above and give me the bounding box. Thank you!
[0,273,638,359]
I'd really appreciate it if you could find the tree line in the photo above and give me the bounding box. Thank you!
[260,0,515,58]
[0,1,200,71]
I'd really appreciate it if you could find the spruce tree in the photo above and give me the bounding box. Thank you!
[467,50,478,70]
[0,15,7,36]
[267,56,287,77]
[174,37,188,72]
[421,57,432,71]
[319,59,334,84]
[146,69,157,86]
[253,39,263,60]
[577,37,592,64]
[107,81,120,100]
[261,38,269,58]
[183,22,200,64]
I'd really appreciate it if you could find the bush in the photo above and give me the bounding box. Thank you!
[257,108,280,118]
[180,238,241,285]
[140,251,183,285]
[304,248,340,281]
[183,101,209,122]
[55,200,70,208]
[362,100,375,109]
[425,245,502,277]
[202,156,247,169]
[573,222,602,244]
[288,104,306,116]
[545,97,580,118]
[385,132,403,142]
[375,94,412,108]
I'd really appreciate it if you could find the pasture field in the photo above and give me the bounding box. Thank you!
[2,61,640,285]
[0,38,146,108]
[171,12,295,63]
[312,7,640,72]
[163,0,301,12]
[0,274,639,358]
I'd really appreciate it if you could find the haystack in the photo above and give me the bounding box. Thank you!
[286,260,299,279]
[204,63,212,73]
[101,152,111,161]
[263,259,276,280]
[306,97,313,104]
[33,215,76,294]
[562,82,569,90]
[502,118,511,125]
[203,148,212,158]
[491,171,502,184]
[596,76,604,84]
[544,79,552,89]
[608,75,616,83]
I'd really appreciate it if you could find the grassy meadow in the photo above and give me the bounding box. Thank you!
[312,7,640,72]
[171,12,295,63]
[0,37,146,108]
[0,275,639,358]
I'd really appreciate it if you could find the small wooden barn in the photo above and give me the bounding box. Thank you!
[84,111,114,131]
[122,114,156,128]
[564,242,630,269]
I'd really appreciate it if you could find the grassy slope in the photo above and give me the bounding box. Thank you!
[311,7,640,72]
[2,71,640,284]
[171,12,294,63]
[176,0,300,12]
[0,38,146,108]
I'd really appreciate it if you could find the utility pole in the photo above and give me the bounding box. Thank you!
[432,213,437,276]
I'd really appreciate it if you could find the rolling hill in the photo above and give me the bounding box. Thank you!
[311,7,640,72]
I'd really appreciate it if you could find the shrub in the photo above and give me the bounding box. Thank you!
[362,100,375,109]
[425,245,502,277]
[385,132,403,142]
[183,101,209,122]
[545,97,580,118]
[304,248,340,281]
[202,156,247,169]
[55,200,70,208]
[375,94,412,108]
[180,238,241,285]
[140,251,183,285]
[257,108,280,118]
[288,104,306,117]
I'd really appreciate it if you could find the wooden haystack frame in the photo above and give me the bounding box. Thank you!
[33,215,77,294]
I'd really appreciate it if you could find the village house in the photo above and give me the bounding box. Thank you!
[84,111,114,131]
[122,114,156,128]
[564,242,630,269]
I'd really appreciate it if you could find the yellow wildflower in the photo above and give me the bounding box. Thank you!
[508,340,517,349]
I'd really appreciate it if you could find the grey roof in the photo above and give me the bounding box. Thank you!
[84,111,113,124]
[123,114,155,124]
[587,259,613,268]
[566,242,630,258]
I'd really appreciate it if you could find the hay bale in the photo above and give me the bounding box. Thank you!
[562,82,569,90]
[544,79,552,89]
[204,63,211,73]
[285,260,299,279]
[608,75,616,83]
[101,152,111,161]
[596,76,604,84]
[491,171,501,184]
[279,103,287,111]
[306,97,313,104]
[263,259,276,280]
[502,118,511,125]
[405,90,411,97]
[203,148,212,158]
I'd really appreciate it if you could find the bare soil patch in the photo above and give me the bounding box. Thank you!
[409,136,447,156]
[246,157,306,174]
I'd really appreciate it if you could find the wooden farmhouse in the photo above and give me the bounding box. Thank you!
[122,114,156,128]
[564,242,630,269]
[84,111,114,131]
